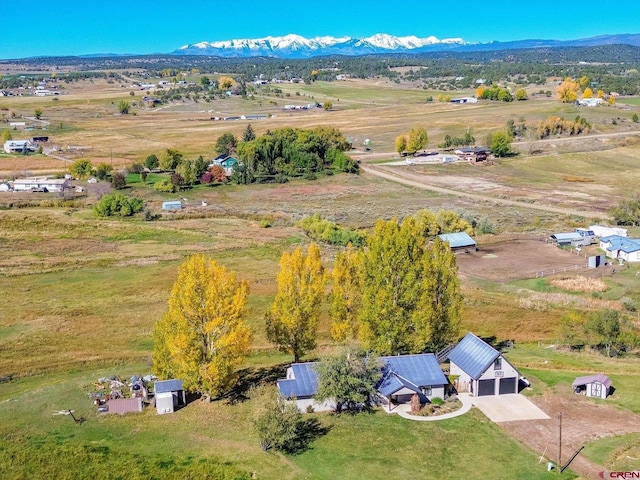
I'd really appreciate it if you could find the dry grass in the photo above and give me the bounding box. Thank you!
[550,275,608,292]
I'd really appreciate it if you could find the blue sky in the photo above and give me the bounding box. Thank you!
[1,0,639,59]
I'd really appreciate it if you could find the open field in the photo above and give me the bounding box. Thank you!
[1,73,640,478]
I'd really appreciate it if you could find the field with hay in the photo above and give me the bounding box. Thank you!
[1,71,640,478]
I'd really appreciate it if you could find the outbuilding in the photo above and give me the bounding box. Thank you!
[277,363,336,412]
[448,332,520,396]
[154,379,186,414]
[438,232,477,252]
[162,200,182,211]
[572,373,612,399]
[104,397,143,415]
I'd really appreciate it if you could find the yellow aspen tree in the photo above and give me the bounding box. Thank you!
[218,76,235,90]
[266,243,326,362]
[556,77,580,103]
[406,125,429,154]
[395,134,408,155]
[583,87,594,99]
[597,90,605,99]
[329,245,362,344]
[153,254,250,400]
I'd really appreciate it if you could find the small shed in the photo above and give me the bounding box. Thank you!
[154,379,186,414]
[162,200,182,211]
[438,232,477,252]
[572,374,612,399]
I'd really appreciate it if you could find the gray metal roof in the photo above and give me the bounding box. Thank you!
[551,232,583,242]
[154,379,184,393]
[377,354,447,397]
[448,332,500,380]
[438,232,476,249]
[277,363,319,399]
[572,373,612,389]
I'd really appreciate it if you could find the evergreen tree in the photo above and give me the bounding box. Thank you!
[242,123,256,142]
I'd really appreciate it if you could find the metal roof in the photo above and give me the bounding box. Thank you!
[377,354,447,397]
[438,232,476,249]
[603,236,640,254]
[572,373,612,389]
[448,332,500,380]
[551,232,583,242]
[277,363,319,399]
[105,397,143,415]
[154,379,184,393]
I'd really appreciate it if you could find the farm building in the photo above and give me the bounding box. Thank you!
[448,332,520,396]
[599,235,640,263]
[438,232,477,252]
[550,232,587,247]
[589,225,628,238]
[454,147,490,163]
[104,397,143,415]
[572,374,612,399]
[375,354,448,412]
[154,379,186,414]
[161,200,182,211]
[4,139,38,154]
[450,97,478,104]
[208,154,239,176]
[13,177,70,192]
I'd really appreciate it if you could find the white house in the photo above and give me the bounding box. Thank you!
[4,140,38,154]
[599,235,640,263]
[589,225,628,238]
[572,373,612,399]
[13,177,70,192]
[448,332,520,396]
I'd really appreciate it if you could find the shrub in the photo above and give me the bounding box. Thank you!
[94,192,143,217]
[153,179,175,193]
[431,397,444,406]
[259,219,272,228]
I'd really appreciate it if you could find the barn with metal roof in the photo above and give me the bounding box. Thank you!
[438,232,477,251]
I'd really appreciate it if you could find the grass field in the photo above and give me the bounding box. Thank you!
[1,73,639,478]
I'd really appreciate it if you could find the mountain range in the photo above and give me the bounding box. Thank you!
[174,33,640,58]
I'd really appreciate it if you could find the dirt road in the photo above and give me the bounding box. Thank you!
[358,162,608,219]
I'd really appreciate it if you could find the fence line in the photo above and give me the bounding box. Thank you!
[534,263,589,278]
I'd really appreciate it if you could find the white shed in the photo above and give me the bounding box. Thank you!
[572,374,612,399]
[154,379,186,414]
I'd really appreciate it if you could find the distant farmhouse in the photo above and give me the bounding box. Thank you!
[13,177,70,193]
[599,235,640,263]
[4,140,38,154]
[454,147,490,163]
[209,154,238,177]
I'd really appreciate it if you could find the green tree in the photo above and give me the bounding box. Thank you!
[323,101,333,111]
[359,218,429,354]
[315,350,381,412]
[160,149,182,171]
[515,89,528,101]
[251,385,302,452]
[243,123,256,142]
[34,108,43,120]
[153,178,175,192]
[406,125,428,154]
[176,159,197,186]
[329,246,363,343]
[70,158,94,179]
[118,100,130,114]
[558,311,586,348]
[436,210,474,236]
[632,113,639,123]
[215,132,238,156]
[144,154,159,170]
[1,130,12,143]
[265,243,326,362]
[199,75,211,87]
[489,129,513,157]
[586,309,620,357]
[421,238,463,350]
[95,162,113,181]
[153,255,251,399]
[93,192,143,217]
[609,195,640,226]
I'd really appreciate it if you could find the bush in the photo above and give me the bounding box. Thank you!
[297,214,366,247]
[94,192,143,217]
[154,179,175,193]
[431,397,444,406]
[259,219,272,228]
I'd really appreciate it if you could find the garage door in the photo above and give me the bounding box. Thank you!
[478,379,495,396]
[499,377,517,395]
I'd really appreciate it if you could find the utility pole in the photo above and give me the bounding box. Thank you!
[558,412,563,474]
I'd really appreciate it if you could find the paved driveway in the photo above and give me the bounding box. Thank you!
[471,394,550,422]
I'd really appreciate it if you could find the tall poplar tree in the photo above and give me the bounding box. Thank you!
[329,245,362,344]
[422,238,463,351]
[153,255,251,400]
[266,243,326,362]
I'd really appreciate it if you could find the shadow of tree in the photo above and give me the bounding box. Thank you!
[223,363,290,405]
[283,417,332,455]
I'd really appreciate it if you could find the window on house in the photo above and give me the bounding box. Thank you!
[422,386,432,397]
[493,358,502,370]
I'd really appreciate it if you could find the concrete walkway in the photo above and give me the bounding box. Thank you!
[392,393,473,421]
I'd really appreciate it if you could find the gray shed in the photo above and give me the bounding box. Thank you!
[154,379,186,414]
[572,373,612,399]
[162,200,182,211]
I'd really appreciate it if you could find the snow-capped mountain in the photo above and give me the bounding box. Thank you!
[175,33,467,58]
